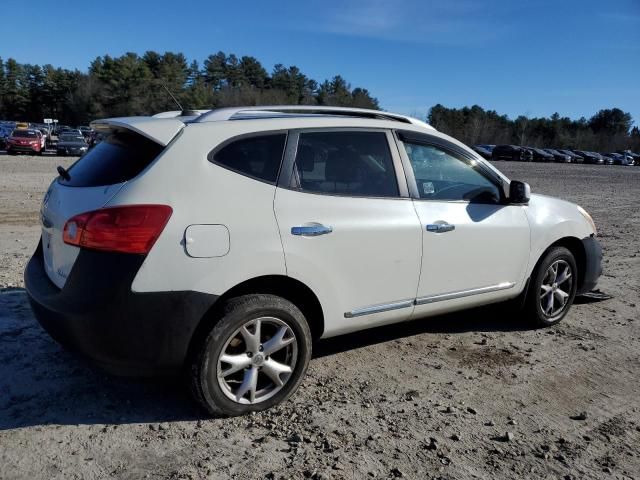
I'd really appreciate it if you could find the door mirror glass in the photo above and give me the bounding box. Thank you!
[509,180,530,204]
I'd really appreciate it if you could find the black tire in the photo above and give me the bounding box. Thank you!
[525,247,577,327]
[189,294,312,416]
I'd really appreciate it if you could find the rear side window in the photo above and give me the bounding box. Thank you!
[59,132,163,187]
[292,131,399,198]
[210,134,287,184]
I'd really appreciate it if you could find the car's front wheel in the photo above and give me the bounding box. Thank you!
[190,294,312,416]
[525,247,577,326]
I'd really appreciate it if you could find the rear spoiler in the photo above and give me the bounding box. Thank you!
[90,117,185,146]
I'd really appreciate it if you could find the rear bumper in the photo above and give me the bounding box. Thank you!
[24,241,217,376]
[578,235,603,294]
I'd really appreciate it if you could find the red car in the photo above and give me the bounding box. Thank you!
[6,129,44,155]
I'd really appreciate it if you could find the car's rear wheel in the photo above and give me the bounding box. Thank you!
[525,247,577,326]
[189,294,312,416]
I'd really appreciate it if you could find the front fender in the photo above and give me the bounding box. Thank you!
[524,194,594,278]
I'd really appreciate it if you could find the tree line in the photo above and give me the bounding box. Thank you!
[0,51,379,125]
[427,104,640,152]
[1,51,638,152]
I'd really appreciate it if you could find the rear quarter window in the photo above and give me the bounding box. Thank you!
[208,133,287,184]
[59,132,163,187]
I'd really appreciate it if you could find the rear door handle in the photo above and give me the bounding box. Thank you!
[291,224,333,236]
[426,223,455,233]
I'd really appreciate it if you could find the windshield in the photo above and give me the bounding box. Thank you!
[60,135,85,142]
[12,130,38,138]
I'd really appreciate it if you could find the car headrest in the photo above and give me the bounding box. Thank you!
[297,144,316,172]
[326,149,360,183]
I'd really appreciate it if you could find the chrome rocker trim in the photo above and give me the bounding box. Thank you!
[415,282,515,306]
[344,299,415,318]
[344,282,516,318]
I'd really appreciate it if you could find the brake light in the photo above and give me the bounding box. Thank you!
[63,205,173,254]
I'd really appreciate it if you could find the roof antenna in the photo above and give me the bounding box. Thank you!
[161,84,200,117]
[162,83,184,111]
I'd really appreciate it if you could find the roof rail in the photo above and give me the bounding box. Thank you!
[192,106,434,130]
[152,110,211,119]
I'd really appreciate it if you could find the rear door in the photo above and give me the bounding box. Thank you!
[41,131,164,288]
[395,131,530,318]
[274,129,423,337]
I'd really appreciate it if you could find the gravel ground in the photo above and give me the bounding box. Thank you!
[0,153,639,480]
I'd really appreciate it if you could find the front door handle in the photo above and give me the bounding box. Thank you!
[291,224,333,237]
[426,223,455,233]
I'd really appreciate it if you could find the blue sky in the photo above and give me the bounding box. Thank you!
[2,0,639,123]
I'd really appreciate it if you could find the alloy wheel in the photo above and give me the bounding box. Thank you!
[216,317,298,405]
[539,259,573,318]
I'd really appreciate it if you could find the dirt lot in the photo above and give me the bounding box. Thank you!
[0,153,639,480]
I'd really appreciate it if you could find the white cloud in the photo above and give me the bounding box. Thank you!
[307,0,515,46]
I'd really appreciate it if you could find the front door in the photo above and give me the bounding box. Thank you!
[396,133,531,318]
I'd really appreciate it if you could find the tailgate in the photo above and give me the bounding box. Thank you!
[40,181,125,289]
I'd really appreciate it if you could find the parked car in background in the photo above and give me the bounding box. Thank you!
[557,149,584,163]
[479,144,495,153]
[544,149,572,163]
[36,128,48,150]
[6,129,43,155]
[608,153,633,166]
[573,150,603,164]
[592,152,608,165]
[616,150,639,165]
[472,145,493,159]
[54,126,74,137]
[492,144,529,161]
[525,147,554,162]
[88,131,105,148]
[56,133,89,156]
[78,126,93,139]
[0,126,12,149]
[25,105,602,416]
[61,128,83,137]
[600,154,614,165]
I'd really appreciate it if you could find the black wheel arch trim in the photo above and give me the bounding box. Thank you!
[25,240,218,376]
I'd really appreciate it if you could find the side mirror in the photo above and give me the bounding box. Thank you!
[509,180,530,204]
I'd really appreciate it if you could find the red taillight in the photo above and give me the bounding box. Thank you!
[63,205,173,254]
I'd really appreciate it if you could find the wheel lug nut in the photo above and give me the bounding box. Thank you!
[259,345,264,352]
[247,352,252,358]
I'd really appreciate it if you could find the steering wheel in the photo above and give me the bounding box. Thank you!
[430,182,467,199]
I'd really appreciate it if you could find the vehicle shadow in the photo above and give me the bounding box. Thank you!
[0,286,601,430]
[0,287,203,430]
[314,302,531,358]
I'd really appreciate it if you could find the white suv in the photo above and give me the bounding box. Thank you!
[25,106,602,416]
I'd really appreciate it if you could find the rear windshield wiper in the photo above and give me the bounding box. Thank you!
[57,165,71,181]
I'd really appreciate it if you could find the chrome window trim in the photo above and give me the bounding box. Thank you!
[415,282,515,306]
[344,299,414,318]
